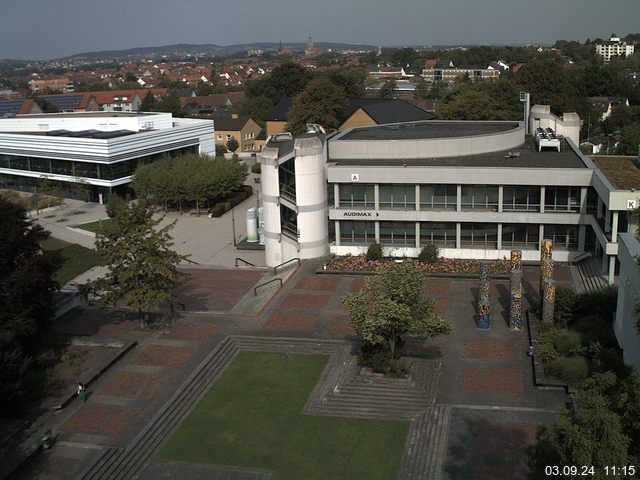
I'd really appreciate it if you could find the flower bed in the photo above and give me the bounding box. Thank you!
[326,254,512,276]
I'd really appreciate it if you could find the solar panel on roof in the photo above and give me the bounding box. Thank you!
[91,130,135,139]
[42,95,84,109]
[68,129,101,137]
[0,100,24,115]
[46,130,71,136]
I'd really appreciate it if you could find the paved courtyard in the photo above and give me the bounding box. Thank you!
[8,261,570,480]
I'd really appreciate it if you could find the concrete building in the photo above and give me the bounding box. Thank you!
[421,65,500,83]
[614,233,640,370]
[258,106,640,284]
[213,114,262,152]
[596,35,635,63]
[0,111,214,202]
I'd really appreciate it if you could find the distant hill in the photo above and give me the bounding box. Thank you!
[61,42,379,61]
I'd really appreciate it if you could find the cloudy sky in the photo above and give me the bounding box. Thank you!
[0,0,638,60]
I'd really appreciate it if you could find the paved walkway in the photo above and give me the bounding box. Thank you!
[6,260,570,480]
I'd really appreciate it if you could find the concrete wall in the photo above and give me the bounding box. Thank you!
[614,233,640,370]
[329,121,524,159]
[529,105,582,146]
[0,112,174,132]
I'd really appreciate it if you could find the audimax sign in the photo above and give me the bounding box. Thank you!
[343,211,379,217]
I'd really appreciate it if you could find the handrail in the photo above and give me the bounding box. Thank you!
[235,257,256,267]
[254,277,282,296]
[183,257,200,265]
[569,251,592,266]
[273,257,300,274]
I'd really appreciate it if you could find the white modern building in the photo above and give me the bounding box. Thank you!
[0,112,214,202]
[259,106,640,284]
[595,35,635,63]
[614,233,640,370]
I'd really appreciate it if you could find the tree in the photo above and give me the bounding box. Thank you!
[0,197,59,351]
[618,123,640,155]
[215,144,227,157]
[89,202,187,327]
[327,66,368,97]
[286,77,347,135]
[379,78,397,99]
[139,91,158,111]
[226,136,239,153]
[437,89,512,120]
[342,261,452,372]
[527,382,629,479]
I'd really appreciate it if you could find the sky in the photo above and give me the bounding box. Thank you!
[0,0,639,60]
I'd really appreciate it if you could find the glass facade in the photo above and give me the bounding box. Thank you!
[0,145,198,182]
[339,221,376,245]
[544,224,578,250]
[379,184,416,209]
[502,186,540,211]
[339,184,374,208]
[461,185,499,211]
[461,223,498,248]
[544,187,580,212]
[502,224,539,249]
[380,221,416,246]
[420,222,456,247]
[420,184,456,210]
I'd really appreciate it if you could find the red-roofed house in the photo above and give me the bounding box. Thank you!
[90,88,168,112]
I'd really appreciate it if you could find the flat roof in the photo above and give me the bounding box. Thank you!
[592,156,640,190]
[329,137,586,169]
[339,121,520,141]
[12,112,158,119]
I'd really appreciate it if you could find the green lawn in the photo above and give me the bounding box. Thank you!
[75,218,113,233]
[159,352,409,480]
[42,237,99,284]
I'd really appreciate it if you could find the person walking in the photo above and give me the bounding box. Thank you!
[77,382,86,403]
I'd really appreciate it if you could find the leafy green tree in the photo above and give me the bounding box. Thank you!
[437,89,512,120]
[226,136,239,153]
[235,95,273,126]
[89,202,187,327]
[518,59,579,113]
[327,66,368,97]
[244,62,312,105]
[105,194,127,218]
[527,383,629,479]
[139,91,158,111]
[286,77,347,135]
[0,198,59,351]
[379,78,397,99]
[343,261,452,370]
[0,333,33,417]
[618,123,640,155]
[215,144,227,157]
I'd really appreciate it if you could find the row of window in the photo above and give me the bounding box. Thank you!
[0,146,197,181]
[338,221,578,250]
[336,184,583,212]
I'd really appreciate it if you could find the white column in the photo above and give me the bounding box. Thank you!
[539,225,544,251]
[335,221,341,246]
[498,186,504,213]
[612,211,619,240]
[374,184,379,210]
[333,184,340,208]
[497,223,502,251]
[375,221,380,243]
[415,185,420,211]
[415,222,420,248]
[540,186,545,213]
[456,222,461,249]
[580,187,588,214]
[456,185,462,211]
[609,255,616,285]
[578,225,586,252]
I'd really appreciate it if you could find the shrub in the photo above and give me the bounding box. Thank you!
[573,314,618,347]
[554,287,577,327]
[105,194,127,218]
[366,243,384,261]
[553,329,582,356]
[418,244,439,264]
[573,286,618,321]
[536,323,559,362]
[546,356,590,385]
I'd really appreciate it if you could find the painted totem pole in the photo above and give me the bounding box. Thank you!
[476,263,491,329]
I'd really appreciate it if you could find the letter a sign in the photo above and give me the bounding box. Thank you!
[351,173,359,182]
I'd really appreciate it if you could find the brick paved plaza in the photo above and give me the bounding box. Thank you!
[10,262,570,480]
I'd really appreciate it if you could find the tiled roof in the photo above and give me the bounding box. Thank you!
[90,88,167,105]
[212,115,251,131]
[39,93,94,110]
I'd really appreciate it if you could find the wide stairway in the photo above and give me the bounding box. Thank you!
[576,257,609,292]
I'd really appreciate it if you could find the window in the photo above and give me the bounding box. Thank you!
[380,221,416,246]
[545,187,580,212]
[217,134,223,141]
[420,222,456,247]
[51,159,74,176]
[226,134,232,141]
[544,224,578,250]
[461,185,499,210]
[420,184,456,210]
[460,223,498,248]
[339,184,374,208]
[379,184,416,209]
[340,221,376,244]
[502,224,539,249]
[502,186,540,211]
